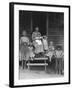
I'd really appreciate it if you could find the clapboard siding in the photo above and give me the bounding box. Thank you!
[48,28,64,50]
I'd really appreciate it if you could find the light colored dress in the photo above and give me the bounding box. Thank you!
[32,31,44,54]
[33,37,44,54]
[49,45,55,51]
[19,36,30,61]
[45,50,55,62]
[42,37,48,51]
[28,46,35,60]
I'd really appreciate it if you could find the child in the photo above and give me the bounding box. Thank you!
[45,41,55,62]
[45,49,55,62]
[32,36,44,55]
[28,43,35,61]
[32,27,44,55]
[55,46,64,74]
[42,35,48,52]
[32,27,41,41]
[19,30,30,69]
[49,41,55,51]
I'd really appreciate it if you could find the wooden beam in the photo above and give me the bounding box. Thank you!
[27,63,48,66]
[46,13,48,37]
[34,58,48,60]
[31,12,33,32]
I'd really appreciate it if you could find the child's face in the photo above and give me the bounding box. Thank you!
[43,36,46,39]
[57,48,60,50]
[50,41,53,46]
[23,31,27,36]
[35,27,39,32]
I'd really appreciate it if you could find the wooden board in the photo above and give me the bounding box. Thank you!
[27,63,48,66]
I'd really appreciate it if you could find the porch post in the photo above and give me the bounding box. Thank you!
[31,12,33,32]
[46,13,48,37]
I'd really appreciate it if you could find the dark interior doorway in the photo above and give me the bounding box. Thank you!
[19,11,47,36]
[32,12,46,35]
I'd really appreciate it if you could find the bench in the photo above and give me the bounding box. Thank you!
[27,57,48,71]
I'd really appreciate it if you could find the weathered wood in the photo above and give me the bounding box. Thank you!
[46,13,48,37]
[34,58,48,60]
[27,63,48,66]
[27,58,48,71]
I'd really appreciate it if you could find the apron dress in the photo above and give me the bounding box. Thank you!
[42,37,48,51]
[32,32,44,54]
[28,46,35,60]
[19,36,30,61]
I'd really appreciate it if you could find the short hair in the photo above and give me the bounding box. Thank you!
[35,27,39,30]
[56,45,62,50]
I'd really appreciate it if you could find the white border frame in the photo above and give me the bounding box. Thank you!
[14,4,69,86]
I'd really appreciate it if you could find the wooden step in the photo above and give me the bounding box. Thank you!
[27,63,48,66]
[34,58,48,60]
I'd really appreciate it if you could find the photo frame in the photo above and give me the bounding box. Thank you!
[9,2,70,87]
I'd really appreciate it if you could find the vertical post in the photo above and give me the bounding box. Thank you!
[46,13,48,37]
[44,60,46,72]
[46,13,49,47]
[22,60,24,69]
[31,12,33,32]
[28,60,30,70]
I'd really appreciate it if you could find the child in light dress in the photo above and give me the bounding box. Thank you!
[42,35,48,52]
[33,37,44,54]
[45,50,55,62]
[32,27,44,55]
[48,41,55,51]
[19,30,30,69]
[45,41,55,62]
[28,43,35,60]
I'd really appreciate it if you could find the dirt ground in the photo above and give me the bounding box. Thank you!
[19,62,64,79]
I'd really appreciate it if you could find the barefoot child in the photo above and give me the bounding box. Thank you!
[42,35,48,52]
[19,30,30,69]
[28,43,35,61]
[45,41,55,62]
[55,46,64,74]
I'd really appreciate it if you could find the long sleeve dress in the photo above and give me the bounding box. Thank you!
[42,37,48,51]
[32,31,44,54]
[19,36,30,61]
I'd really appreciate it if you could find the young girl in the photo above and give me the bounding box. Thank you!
[32,27,44,55]
[19,30,30,69]
[42,35,48,51]
[45,49,55,62]
[48,41,55,51]
[32,27,41,41]
[28,43,35,61]
[45,41,55,62]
